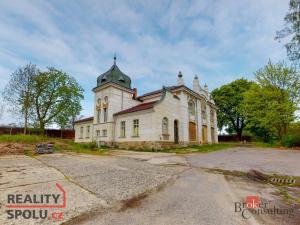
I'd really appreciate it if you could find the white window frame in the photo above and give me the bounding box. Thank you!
[133,119,139,137]
[120,121,126,137]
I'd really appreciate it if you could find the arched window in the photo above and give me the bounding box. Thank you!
[162,117,169,134]
[103,96,108,122]
[210,110,214,123]
[201,101,207,120]
[188,100,195,116]
[97,98,101,123]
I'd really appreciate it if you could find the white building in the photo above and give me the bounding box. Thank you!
[74,56,218,149]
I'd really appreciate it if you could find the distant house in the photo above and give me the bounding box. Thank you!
[74,56,218,148]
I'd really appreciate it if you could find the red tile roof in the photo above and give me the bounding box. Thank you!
[74,116,93,124]
[114,101,157,116]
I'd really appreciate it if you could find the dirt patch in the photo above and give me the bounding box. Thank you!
[0,143,33,155]
[119,193,149,211]
[246,169,269,182]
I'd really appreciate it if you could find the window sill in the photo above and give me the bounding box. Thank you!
[131,135,140,138]
[119,136,126,138]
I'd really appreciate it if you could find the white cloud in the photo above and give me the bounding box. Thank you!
[0,0,291,124]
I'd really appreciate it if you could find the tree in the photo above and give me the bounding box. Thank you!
[2,63,38,134]
[211,79,254,140]
[255,60,300,104]
[276,0,300,66]
[32,68,84,132]
[244,61,299,143]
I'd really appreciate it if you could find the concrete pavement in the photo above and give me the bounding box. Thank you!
[0,147,299,225]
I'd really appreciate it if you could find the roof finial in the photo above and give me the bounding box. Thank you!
[113,53,116,65]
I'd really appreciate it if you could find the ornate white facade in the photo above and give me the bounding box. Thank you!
[74,58,218,149]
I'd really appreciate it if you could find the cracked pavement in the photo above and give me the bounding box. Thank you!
[0,147,300,225]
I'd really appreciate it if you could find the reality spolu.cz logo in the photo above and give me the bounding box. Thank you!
[5,183,66,221]
[234,196,294,219]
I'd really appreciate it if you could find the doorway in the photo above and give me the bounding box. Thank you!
[202,125,208,144]
[189,122,196,142]
[174,120,179,144]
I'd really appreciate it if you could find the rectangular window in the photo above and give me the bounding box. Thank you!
[86,126,90,138]
[104,108,108,122]
[120,121,126,137]
[80,127,83,138]
[133,119,139,137]
[102,129,107,137]
[96,130,100,137]
[97,110,101,123]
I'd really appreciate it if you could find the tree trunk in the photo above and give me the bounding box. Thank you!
[237,130,242,141]
[39,122,45,135]
[24,110,28,135]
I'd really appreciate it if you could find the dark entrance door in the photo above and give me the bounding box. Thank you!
[174,120,179,144]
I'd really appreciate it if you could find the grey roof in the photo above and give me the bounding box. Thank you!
[96,60,131,89]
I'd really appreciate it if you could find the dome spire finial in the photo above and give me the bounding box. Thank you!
[113,53,117,65]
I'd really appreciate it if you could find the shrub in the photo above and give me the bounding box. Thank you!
[283,135,300,148]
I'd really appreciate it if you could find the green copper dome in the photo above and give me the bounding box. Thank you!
[97,56,131,89]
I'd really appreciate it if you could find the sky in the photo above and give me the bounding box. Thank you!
[0,0,290,125]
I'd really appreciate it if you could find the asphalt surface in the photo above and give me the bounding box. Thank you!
[0,147,299,225]
[186,147,300,176]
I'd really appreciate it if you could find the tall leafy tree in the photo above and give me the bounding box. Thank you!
[211,79,253,140]
[244,61,299,143]
[255,60,300,104]
[2,63,38,134]
[276,0,300,66]
[32,68,84,132]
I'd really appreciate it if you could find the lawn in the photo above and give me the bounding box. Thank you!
[1,134,283,156]
[0,134,109,156]
[159,143,235,154]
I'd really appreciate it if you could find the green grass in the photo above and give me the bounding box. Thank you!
[0,134,110,156]
[251,141,282,148]
[165,143,235,154]
[125,143,236,154]
[0,134,57,144]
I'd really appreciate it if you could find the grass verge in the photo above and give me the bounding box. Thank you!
[0,134,109,156]
[124,143,236,154]
[166,143,236,154]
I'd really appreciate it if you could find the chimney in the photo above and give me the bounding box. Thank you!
[177,71,184,86]
[132,88,137,99]
[193,74,200,93]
